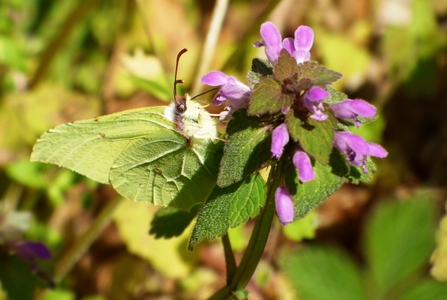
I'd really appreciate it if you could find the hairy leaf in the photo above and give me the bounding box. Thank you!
[286,150,347,218]
[217,110,271,187]
[188,173,266,250]
[249,76,294,115]
[274,49,300,83]
[286,110,335,165]
[297,61,342,87]
[247,58,273,85]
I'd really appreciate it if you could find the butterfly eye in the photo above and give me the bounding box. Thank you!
[176,103,187,113]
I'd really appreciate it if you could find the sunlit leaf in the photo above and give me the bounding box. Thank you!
[286,150,346,219]
[286,111,335,166]
[217,110,271,187]
[248,76,293,115]
[188,173,266,250]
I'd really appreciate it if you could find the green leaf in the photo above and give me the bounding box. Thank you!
[395,280,447,300]
[247,58,273,85]
[281,246,367,300]
[273,49,300,83]
[323,86,348,104]
[297,61,343,87]
[286,150,346,218]
[286,110,335,165]
[217,110,271,187]
[188,173,267,250]
[346,156,376,184]
[364,195,437,295]
[149,205,201,239]
[248,76,294,115]
[0,256,37,300]
[31,106,223,211]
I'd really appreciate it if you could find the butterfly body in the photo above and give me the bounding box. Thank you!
[163,94,219,142]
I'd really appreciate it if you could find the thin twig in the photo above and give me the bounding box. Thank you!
[191,0,229,96]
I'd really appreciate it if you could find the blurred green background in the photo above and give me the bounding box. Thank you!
[1,0,447,299]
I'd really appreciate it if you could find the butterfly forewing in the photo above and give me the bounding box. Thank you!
[31,106,222,211]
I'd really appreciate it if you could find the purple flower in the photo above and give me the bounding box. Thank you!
[293,26,314,63]
[255,22,314,64]
[293,150,315,182]
[271,123,289,159]
[330,99,377,128]
[7,240,54,287]
[333,131,388,173]
[303,86,329,121]
[14,241,52,262]
[275,186,294,226]
[257,22,282,64]
[201,71,251,106]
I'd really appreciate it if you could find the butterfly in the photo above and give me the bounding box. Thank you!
[31,49,223,211]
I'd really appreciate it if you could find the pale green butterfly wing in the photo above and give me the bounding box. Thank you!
[31,106,222,211]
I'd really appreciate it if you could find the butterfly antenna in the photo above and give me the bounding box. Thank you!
[190,87,220,100]
[173,48,188,100]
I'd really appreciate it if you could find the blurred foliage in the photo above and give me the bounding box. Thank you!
[281,192,446,300]
[0,0,446,299]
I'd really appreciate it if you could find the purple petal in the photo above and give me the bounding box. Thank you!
[309,111,328,121]
[15,241,52,261]
[260,21,282,48]
[282,38,295,54]
[305,86,329,102]
[221,76,251,99]
[293,50,311,64]
[294,25,314,52]
[271,123,289,159]
[260,22,282,63]
[275,186,294,226]
[303,87,329,121]
[367,142,388,158]
[348,100,377,117]
[330,99,377,127]
[293,150,315,182]
[334,132,369,155]
[201,71,229,86]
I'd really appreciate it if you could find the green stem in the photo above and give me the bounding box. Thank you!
[209,163,280,299]
[222,233,237,284]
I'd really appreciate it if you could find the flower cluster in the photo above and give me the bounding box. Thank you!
[201,22,387,226]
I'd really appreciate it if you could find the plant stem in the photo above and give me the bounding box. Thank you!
[222,233,237,284]
[209,163,280,299]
